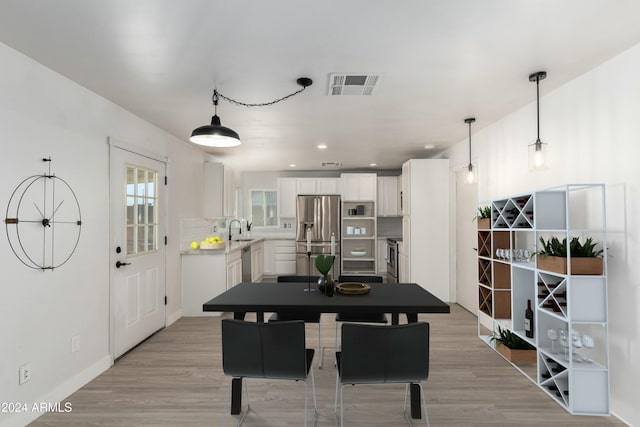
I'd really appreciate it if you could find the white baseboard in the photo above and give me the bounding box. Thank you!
[167,308,182,326]
[1,355,111,427]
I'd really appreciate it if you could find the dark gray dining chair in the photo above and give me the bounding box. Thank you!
[268,275,324,367]
[334,322,430,427]
[334,275,387,351]
[221,319,317,427]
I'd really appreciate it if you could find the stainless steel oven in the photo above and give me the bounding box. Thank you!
[386,238,401,283]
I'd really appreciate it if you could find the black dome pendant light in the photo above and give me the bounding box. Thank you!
[190,77,313,148]
[528,71,548,170]
[190,90,241,147]
[465,117,476,184]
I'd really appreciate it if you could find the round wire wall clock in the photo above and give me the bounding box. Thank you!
[4,157,82,270]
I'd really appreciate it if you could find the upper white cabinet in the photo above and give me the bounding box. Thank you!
[277,177,297,218]
[296,178,317,195]
[315,177,341,194]
[376,176,400,216]
[296,177,341,195]
[341,173,377,201]
[204,162,235,218]
[278,177,341,218]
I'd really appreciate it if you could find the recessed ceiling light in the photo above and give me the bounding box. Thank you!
[317,144,328,150]
[289,164,296,168]
[424,144,436,150]
[369,163,377,167]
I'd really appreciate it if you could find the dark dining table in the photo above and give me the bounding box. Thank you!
[203,281,450,419]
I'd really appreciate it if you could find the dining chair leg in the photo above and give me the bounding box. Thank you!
[310,367,318,426]
[402,383,429,427]
[222,378,250,427]
[318,323,324,369]
[339,384,346,427]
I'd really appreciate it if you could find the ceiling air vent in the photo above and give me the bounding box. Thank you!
[328,73,380,96]
[321,161,342,168]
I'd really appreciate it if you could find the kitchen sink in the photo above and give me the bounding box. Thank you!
[232,238,255,242]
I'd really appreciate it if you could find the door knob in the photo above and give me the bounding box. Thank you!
[115,260,131,268]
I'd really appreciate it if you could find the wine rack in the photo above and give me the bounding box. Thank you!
[477,185,609,416]
[477,231,491,257]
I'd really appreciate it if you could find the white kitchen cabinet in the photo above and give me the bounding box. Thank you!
[376,238,388,274]
[376,176,400,216]
[203,162,224,218]
[315,177,341,194]
[296,178,317,195]
[401,159,449,301]
[263,240,275,275]
[226,249,242,289]
[273,239,296,275]
[341,173,376,202]
[277,178,297,218]
[342,201,376,275]
[181,253,227,316]
[279,177,341,219]
[203,162,236,218]
[398,241,408,283]
[223,164,236,217]
[264,239,296,276]
[251,241,264,282]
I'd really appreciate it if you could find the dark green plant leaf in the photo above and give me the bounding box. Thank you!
[315,254,335,276]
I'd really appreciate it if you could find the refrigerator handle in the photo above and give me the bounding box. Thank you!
[314,197,321,239]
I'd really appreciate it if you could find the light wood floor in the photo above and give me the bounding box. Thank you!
[31,305,625,426]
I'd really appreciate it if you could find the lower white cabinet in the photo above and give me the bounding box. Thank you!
[251,241,264,282]
[226,249,242,289]
[275,239,296,275]
[263,239,296,276]
[182,253,227,316]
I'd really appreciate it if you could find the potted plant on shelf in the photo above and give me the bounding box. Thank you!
[535,236,604,275]
[315,254,336,297]
[474,206,492,229]
[490,326,536,364]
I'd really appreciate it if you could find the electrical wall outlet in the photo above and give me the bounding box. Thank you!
[71,334,80,353]
[19,363,32,385]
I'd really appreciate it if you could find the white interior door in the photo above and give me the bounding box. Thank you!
[110,145,166,359]
[455,169,478,312]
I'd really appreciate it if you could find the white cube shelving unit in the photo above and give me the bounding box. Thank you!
[477,184,609,416]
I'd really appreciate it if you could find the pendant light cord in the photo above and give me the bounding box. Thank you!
[536,75,541,142]
[213,79,312,108]
[468,121,472,165]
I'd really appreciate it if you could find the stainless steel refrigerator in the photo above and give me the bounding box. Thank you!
[296,195,341,277]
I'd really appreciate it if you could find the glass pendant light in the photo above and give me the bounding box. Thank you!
[465,117,476,184]
[528,71,548,170]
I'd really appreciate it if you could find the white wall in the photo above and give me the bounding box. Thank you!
[0,42,213,426]
[441,42,640,426]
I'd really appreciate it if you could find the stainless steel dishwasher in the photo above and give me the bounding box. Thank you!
[241,246,252,282]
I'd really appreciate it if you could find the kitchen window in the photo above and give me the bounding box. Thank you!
[250,190,277,227]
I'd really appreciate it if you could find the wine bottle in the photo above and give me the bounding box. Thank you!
[525,299,534,338]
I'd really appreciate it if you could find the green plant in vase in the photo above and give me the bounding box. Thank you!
[473,206,492,228]
[534,236,604,275]
[315,254,336,296]
[490,326,535,350]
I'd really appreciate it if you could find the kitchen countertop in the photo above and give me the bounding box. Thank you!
[181,234,296,255]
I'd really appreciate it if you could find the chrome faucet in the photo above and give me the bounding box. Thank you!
[228,219,242,242]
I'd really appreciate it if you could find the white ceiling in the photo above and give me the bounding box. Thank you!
[2,1,640,172]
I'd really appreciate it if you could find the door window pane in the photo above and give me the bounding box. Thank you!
[126,165,159,255]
